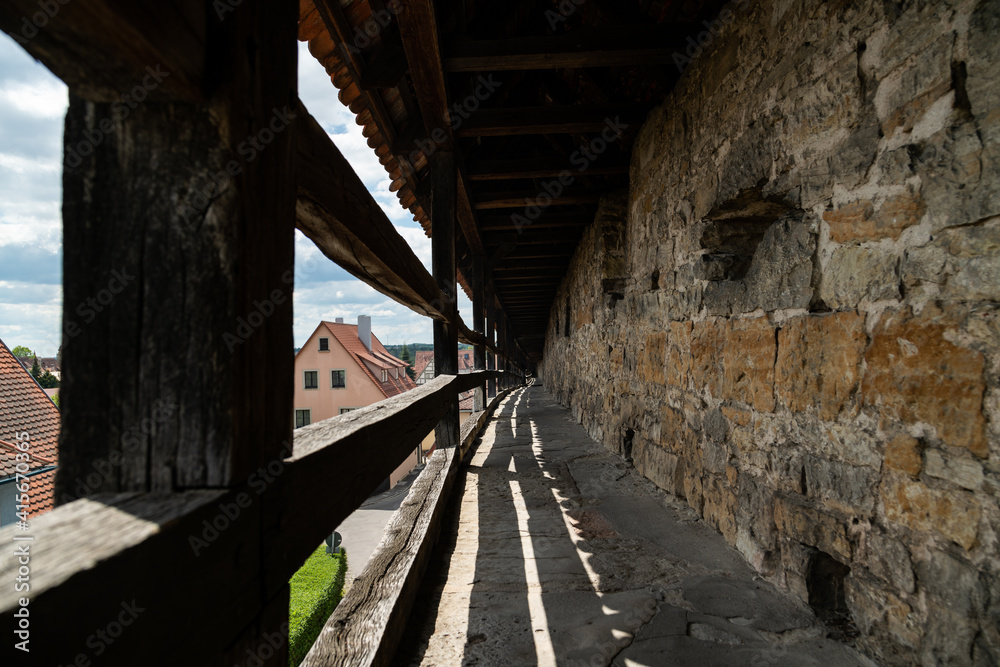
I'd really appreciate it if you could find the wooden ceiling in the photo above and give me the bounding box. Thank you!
[298,0,725,363]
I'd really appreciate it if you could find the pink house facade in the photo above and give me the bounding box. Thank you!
[293,316,420,489]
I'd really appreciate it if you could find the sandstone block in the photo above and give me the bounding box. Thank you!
[722,317,776,412]
[882,476,981,550]
[819,245,900,308]
[862,308,987,457]
[824,192,926,243]
[776,311,867,420]
[774,494,851,562]
[885,434,922,478]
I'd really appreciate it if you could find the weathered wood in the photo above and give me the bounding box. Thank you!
[432,151,461,453]
[474,190,601,209]
[0,491,262,664]
[456,105,648,137]
[396,0,452,145]
[472,255,486,411]
[0,0,205,101]
[444,24,694,72]
[469,155,628,180]
[478,211,594,230]
[296,103,449,321]
[57,1,297,495]
[301,388,512,667]
[486,282,497,398]
[268,375,458,589]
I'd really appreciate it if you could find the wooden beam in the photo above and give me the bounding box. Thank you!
[296,103,449,322]
[468,155,628,181]
[472,254,486,411]
[301,388,511,666]
[432,151,460,453]
[457,105,648,137]
[474,190,600,209]
[0,0,205,101]
[443,24,692,72]
[396,0,452,145]
[485,229,584,245]
[493,261,570,272]
[478,211,594,231]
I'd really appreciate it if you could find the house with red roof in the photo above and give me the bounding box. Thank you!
[0,338,59,529]
[293,317,420,490]
[413,348,475,385]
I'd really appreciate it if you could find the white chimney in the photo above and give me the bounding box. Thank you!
[335,317,344,324]
[358,315,372,351]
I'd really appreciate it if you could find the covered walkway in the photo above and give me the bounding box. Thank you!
[402,386,872,666]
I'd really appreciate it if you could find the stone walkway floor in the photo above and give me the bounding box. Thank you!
[400,386,874,666]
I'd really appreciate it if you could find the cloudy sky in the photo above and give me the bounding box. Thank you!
[0,35,469,357]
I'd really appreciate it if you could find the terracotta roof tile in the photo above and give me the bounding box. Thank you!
[0,338,60,519]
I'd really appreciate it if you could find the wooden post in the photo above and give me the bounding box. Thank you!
[432,151,460,450]
[49,1,297,662]
[472,255,486,411]
[486,284,496,399]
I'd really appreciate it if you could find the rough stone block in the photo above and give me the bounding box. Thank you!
[862,307,987,457]
[903,217,1000,303]
[819,245,900,308]
[776,311,867,420]
[722,317,776,412]
[824,192,926,243]
[773,494,851,563]
[923,449,984,491]
[802,454,879,514]
[884,434,922,478]
[881,476,981,550]
[865,532,916,595]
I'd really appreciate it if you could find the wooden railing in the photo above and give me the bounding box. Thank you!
[0,372,520,664]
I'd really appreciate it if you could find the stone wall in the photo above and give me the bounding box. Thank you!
[540,1,1000,663]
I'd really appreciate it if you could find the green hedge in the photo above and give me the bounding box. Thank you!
[288,545,347,666]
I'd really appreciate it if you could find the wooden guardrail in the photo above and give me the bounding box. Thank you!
[0,371,514,665]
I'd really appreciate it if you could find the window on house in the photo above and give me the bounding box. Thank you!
[339,407,355,415]
[331,369,346,388]
[303,370,318,389]
[381,369,388,382]
[319,337,329,351]
[295,409,311,428]
[392,367,398,379]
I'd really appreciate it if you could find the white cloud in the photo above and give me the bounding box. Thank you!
[0,79,67,119]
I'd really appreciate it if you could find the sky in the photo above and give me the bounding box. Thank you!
[0,35,471,357]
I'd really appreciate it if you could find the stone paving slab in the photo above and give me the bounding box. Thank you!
[399,387,874,666]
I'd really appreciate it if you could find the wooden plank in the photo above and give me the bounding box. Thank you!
[296,102,450,322]
[396,0,452,145]
[486,282,497,399]
[468,155,628,180]
[57,1,298,494]
[268,375,457,588]
[474,190,601,209]
[478,211,593,230]
[301,388,513,667]
[457,105,648,137]
[485,229,584,245]
[432,152,461,453]
[443,24,693,72]
[0,0,205,101]
[0,492,262,664]
[472,255,486,411]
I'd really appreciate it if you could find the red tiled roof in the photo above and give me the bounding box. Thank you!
[321,323,417,398]
[414,349,476,379]
[459,390,475,412]
[0,338,60,518]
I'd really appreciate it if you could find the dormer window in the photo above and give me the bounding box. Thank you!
[319,337,329,351]
[381,369,388,382]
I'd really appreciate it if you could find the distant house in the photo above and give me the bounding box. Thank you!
[413,349,475,385]
[293,316,419,490]
[15,356,60,381]
[0,339,59,529]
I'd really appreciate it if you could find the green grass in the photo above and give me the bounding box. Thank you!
[288,545,347,666]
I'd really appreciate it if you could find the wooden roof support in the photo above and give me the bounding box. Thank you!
[443,24,691,72]
[457,105,649,137]
[474,190,601,209]
[396,0,453,145]
[478,211,594,231]
[469,155,629,181]
[0,0,205,101]
[431,150,460,453]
